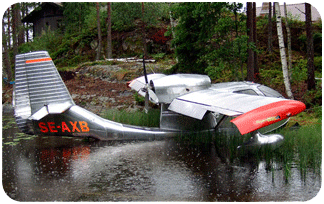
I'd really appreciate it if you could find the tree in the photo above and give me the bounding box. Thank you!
[63,2,93,34]
[305,3,315,90]
[106,2,112,59]
[246,2,254,81]
[168,3,178,62]
[11,3,19,58]
[284,3,292,78]
[267,2,273,53]
[141,2,147,58]
[96,2,102,60]
[205,3,248,81]
[2,12,13,81]
[252,2,259,81]
[275,2,293,99]
[171,2,227,73]
[111,3,169,32]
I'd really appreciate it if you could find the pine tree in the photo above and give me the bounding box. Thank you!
[106,2,112,59]
[305,3,315,90]
[96,2,102,60]
[246,2,254,81]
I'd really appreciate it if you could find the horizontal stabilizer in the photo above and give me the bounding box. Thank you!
[230,100,306,135]
[28,101,73,120]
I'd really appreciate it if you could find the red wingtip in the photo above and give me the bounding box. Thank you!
[231,100,306,135]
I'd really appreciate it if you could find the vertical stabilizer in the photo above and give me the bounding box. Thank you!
[13,51,74,134]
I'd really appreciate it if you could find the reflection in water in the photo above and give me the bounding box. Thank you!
[2,113,321,201]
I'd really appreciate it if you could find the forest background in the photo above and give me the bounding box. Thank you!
[2,2,322,118]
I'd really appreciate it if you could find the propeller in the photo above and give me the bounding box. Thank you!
[141,56,158,113]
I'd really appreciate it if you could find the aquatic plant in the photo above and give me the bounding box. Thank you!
[280,119,322,179]
[101,108,160,127]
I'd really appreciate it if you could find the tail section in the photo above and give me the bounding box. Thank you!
[13,51,175,140]
[13,51,74,134]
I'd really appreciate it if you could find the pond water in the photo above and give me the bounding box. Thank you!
[2,110,321,201]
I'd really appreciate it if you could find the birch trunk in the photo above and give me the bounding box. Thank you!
[168,3,178,63]
[275,2,293,99]
[284,2,292,79]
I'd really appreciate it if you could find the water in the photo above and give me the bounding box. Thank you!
[2,111,321,201]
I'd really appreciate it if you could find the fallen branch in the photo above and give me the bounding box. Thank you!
[105,57,155,63]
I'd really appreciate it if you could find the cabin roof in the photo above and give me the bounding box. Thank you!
[22,2,63,23]
[256,3,321,22]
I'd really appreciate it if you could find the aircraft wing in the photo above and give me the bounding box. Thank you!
[168,88,306,135]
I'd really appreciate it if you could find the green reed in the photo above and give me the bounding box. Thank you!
[101,108,161,127]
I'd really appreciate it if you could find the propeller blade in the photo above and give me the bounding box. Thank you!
[148,89,159,104]
[143,56,148,84]
[144,92,149,113]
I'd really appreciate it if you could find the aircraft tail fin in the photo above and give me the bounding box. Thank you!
[13,51,74,134]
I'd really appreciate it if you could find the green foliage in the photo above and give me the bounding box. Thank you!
[171,2,228,74]
[291,59,308,84]
[111,2,169,31]
[171,2,250,78]
[134,92,145,105]
[102,108,160,127]
[302,81,322,108]
[151,53,166,61]
[62,2,95,34]
[18,29,60,54]
[260,68,284,87]
[314,56,322,72]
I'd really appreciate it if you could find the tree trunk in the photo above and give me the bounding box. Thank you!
[17,3,24,45]
[106,2,112,59]
[246,2,254,82]
[284,3,292,79]
[168,3,178,63]
[169,3,176,39]
[2,16,13,81]
[275,2,293,99]
[305,3,315,90]
[141,2,147,58]
[267,2,272,53]
[7,7,11,48]
[252,2,259,81]
[96,2,102,61]
[12,4,19,59]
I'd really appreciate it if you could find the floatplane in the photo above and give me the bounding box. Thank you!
[13,51,305,148]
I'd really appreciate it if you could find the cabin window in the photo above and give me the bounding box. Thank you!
[234,89,258,96]
[258,85,283,98]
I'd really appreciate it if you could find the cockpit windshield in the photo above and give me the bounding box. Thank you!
[258,85,283,98]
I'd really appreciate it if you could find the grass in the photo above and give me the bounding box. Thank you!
[101,108,161,127]
[280,119,322,179]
